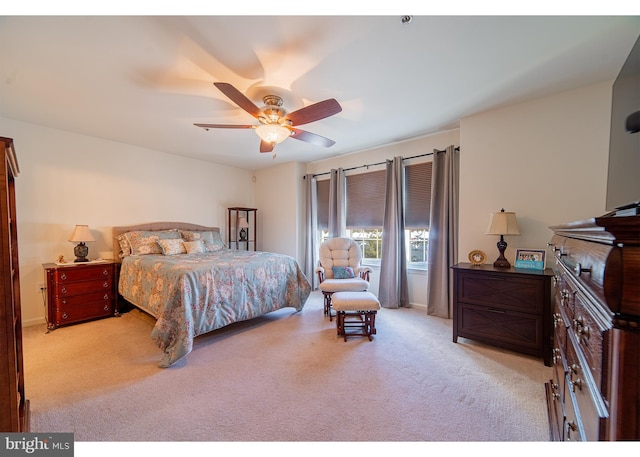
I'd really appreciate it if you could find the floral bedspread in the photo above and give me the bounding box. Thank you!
[118,250,311,367]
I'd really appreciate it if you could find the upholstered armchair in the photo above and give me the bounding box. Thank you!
[315,237,371,320]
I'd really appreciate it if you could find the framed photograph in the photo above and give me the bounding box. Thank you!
[468,250,486,266]
[515,249,546,270]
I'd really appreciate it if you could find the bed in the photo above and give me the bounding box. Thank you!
[112,222,311,367]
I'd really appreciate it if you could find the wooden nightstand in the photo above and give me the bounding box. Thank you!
[43,261,118,330]
[452,263,554,366]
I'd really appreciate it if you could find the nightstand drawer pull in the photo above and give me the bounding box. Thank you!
[487,308,506,314]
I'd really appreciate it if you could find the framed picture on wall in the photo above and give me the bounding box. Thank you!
[515,248,546,270]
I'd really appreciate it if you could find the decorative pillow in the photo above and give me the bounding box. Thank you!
[158,238,186,256]
[116,234,132,259]
[180,230,226,252]
[332,266,356,279]
[184,240,206,254]
[125,230,180,256]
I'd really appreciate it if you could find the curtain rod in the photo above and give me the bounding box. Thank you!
[304,146,460,179]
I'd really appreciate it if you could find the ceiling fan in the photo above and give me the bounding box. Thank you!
[195,82,342,154]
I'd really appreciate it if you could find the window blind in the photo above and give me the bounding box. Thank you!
[346,169,386,228]
[315,160,433,230]
[404,161,432,228]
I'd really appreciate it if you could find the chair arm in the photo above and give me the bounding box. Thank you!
[357,266,371,282]
[315,266,325,283]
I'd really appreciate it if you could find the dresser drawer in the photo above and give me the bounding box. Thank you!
[54,278,112,296]
[53,297,114,325]
[571,290,607,390]
[54,290,113,308]
[565,332,609,441]
[564,374,586,441]
[457,303,543,355]
[52,264,113,283]
[554,272,575,322]
[457,271,545,313]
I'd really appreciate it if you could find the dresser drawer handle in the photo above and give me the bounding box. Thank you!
[60,273,67,280]
[487,308,505,314]
[103,282,109,288]
[574,262,591,276]
[570,378,583,392]
[103,294,109,300]
[102,269,109,276]
[566,420,578,440]
[61,287,67,294]
[487,276,507,281]
[103,304,110,311]
[573,316,590,340]
[61,312,68,320]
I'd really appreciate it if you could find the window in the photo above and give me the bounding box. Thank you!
[316,160,432,268]
[404,161,432,268]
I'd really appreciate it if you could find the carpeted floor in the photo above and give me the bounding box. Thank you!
[23,291,552,445]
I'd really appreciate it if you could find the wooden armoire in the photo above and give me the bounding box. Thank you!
[0,136,29,431]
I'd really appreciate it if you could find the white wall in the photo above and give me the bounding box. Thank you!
[0,117,255,326]
[459,81,612,266]
[253,161,306,262]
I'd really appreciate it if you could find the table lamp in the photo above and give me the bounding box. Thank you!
[238,217,250,242]
[68,224,95,262]
[485,209,520,268]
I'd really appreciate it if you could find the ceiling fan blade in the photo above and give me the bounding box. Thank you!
[289,128,336,148]
[213,82,262,119]
[284,99,342,126]
[194,123,254,130]
[259,140,275,153]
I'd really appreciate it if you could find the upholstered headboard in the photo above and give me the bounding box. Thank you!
[112,222,220,263]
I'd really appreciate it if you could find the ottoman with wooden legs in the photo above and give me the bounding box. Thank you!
[331,291,380,341]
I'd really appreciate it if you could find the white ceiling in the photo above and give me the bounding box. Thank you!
[0,15,639,170]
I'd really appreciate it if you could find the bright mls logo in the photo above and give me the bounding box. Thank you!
[1,433,73,456]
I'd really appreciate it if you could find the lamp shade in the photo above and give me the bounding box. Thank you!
[68,224,95,243]
[485,210,520,236]
[238,217,250,228]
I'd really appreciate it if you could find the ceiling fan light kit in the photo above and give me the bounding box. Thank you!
[255,124,291,144]
[195,82,342,155]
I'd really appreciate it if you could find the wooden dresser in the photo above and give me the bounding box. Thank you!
[0,137,29,431]
[545,214,639,441]
[43,261,118,330]
[452,263,554,366]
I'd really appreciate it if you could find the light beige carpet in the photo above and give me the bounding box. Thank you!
[23,291,552,443]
